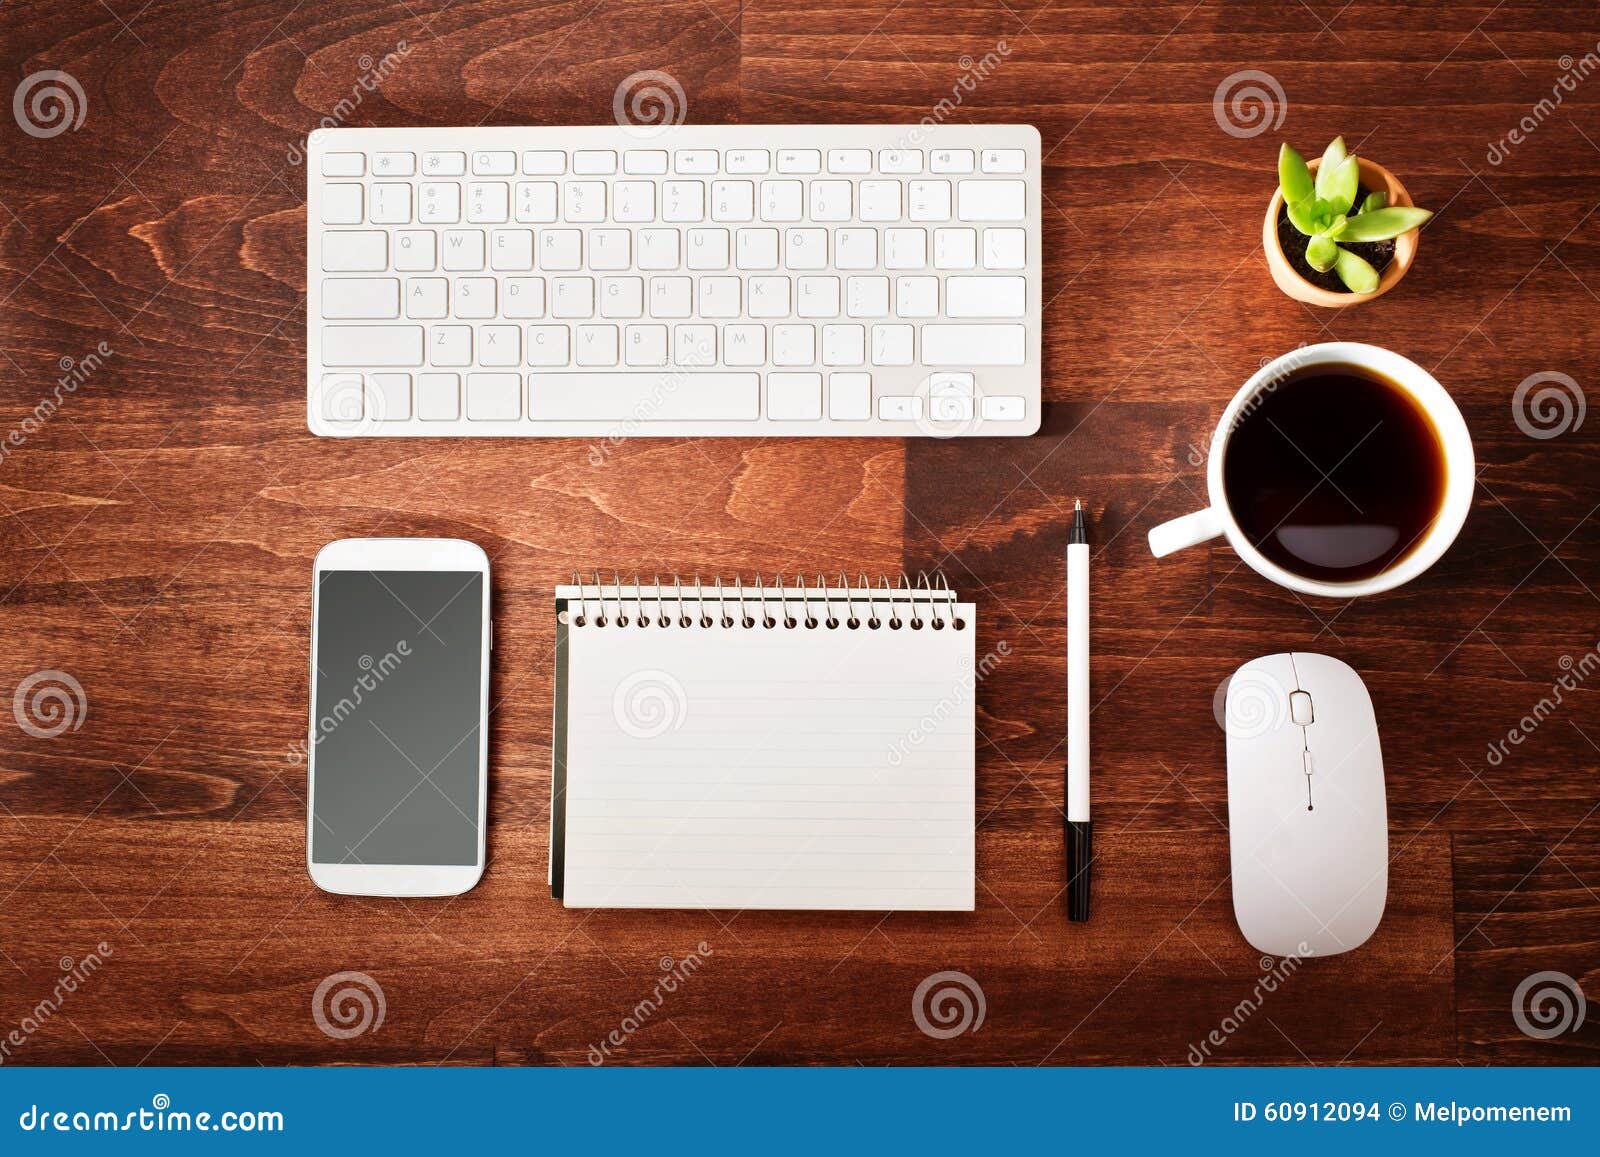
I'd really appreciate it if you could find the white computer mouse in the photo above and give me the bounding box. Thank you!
[1223,652,1387,958]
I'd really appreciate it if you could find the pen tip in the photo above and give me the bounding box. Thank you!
[1074,498,1082,511]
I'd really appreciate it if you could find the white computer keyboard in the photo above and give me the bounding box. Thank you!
[306,125,1041,438]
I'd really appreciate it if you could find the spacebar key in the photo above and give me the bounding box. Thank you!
[528,373,760,421]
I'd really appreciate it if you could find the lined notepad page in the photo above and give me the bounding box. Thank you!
[558,594,975,910]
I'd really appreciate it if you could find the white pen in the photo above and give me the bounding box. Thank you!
[1066,499,1092,920]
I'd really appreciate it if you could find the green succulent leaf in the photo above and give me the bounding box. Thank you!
[1333,206,1434,242]
[1285,195,1323,236]
[1322,155,1360,216]
[1361,190,1388,213]
[1335,246,1380,294]
[1305,233,1339,273]
[1313,136,1348,197]
[1278,144,1314,204]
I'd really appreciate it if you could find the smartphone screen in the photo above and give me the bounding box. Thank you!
[309,569,484,867]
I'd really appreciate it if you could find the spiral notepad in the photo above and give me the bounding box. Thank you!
[549,575,976,911]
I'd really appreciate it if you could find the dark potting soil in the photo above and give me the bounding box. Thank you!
[1276,184,1396,294]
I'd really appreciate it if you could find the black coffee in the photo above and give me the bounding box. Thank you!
[1222,365,1447,583]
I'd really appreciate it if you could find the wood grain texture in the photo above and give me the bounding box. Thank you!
[1,0,1597,1066]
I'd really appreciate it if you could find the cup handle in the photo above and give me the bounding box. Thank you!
[1148,507,1225,558]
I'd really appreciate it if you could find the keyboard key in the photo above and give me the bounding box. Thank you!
[930,149,974,174]
[370,183,412,224]
[947,275,1026,318]
[846,276,889,318]
[711,180,755,222]
[575,324,619,366]
[796,276,840,318]
[624,323,668,366]
[417,373,460,420]
[930,393,973,422]
[321,184,363,225]
[367,373,412,420]
[423,151,466,176]
[321,152,364,177]
[821,324,865,365]
[859,181,901,222]
[908,180,951,222]
[884,229,927,270]
[981,148,1026,173]
[491,229,535,271]
[466,373,521,419]
[921,323,1026,365]
[772,324,816,366]
[372,151,414,176]
[563,181,606,223]
[983,228,1026,269]
[957,180,1026,221]
[809,180,852,223]
[872,324,913,365]
[419,182,461,223]
[674,149,718,174]
[834,228,877,270]
[323,325,423,366]
[759,180,803,222]
[526,325,570,365]
[522,150,566,175]
[473,150,516,175]
[928,372,975,396]
[504,277,546,319]
[613,181,655,222]
[442,230,486,271]
[895,276,938,317]
[828,372,872,420]
[747,276,790,318]
[540,229,583,269]
[879,149,922,174]
[674,324,717,365]
[319,373,363,420]
[723,324,766,365]
[687,228,730,270]
[827,149,872,174]
[785,227,829,270]
[698,276,740,317]
[467,182,509,223]
[878,395,923,420]
[394,230,434,271]
[431,325,472,366]
[636,229,680,271]
[479,325,521,366]
[600,276,644,318]
[768,372,823,420]
[777,149,821,174]
[981,395,1026,421]
[528,372,759,421]
[573,150,617,175]
[322,277,400,319]
[934,227,977,269]
[405,278,447,319]
[321,231,387,272]
[515,181,558,223]
[736,228,779,270]
[624,150,668,175]
[551,277,595,319]
[649,276,692,318]
[589,229,631,271]
[726,149,769,174]
[662,181,705,223]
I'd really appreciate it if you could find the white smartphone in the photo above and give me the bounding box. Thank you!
[305,538,490,896]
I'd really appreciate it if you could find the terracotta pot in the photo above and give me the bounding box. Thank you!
[1264,156,1420,307]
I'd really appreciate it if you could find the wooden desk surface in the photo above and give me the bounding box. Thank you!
[2,0,1597,1066]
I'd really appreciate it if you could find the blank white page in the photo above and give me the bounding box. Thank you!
[556,590,974,910]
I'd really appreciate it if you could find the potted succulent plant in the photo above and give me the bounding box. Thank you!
[1265,136,1433,306]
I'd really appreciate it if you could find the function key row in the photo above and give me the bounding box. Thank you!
[321,147,1028,179]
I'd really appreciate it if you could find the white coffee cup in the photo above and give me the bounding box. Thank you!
[1148,342,1474,597]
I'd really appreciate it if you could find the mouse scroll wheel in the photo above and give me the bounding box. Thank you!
[1289,690,1314,726]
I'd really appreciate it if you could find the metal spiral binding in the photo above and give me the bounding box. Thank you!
[564,572,962,630]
